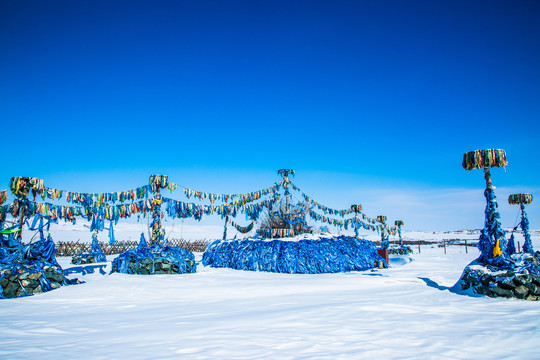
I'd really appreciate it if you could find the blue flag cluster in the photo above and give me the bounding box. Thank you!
[202,235,385,274]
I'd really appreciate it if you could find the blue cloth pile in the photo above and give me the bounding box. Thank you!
[202,235,385,274]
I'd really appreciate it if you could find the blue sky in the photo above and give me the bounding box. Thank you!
[1,1,539,231]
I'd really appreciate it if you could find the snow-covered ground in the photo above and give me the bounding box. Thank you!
[1,232,540,359]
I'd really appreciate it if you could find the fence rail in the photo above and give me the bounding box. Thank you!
[55,238,211,256]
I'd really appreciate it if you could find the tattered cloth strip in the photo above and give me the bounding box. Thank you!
[182,181,283,204]
[508,193,533,205]
[10,177,45,198]
[202,235,386,274]
[0,190,7,205]
[229,219,254,233]
[149,175,177,193]
[462,149,508,171]
[395,220,404,226]
[377,216,387,223]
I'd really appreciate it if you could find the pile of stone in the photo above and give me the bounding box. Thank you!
[389,246,413,255]
[71,253,106,265]
[112,257,188,275]
[0,264,82,299]
[111,244,196,275]
[456,252,540,301]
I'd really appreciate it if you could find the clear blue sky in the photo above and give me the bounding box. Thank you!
[1,1,539,231]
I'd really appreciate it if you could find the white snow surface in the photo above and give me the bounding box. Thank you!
[1,233,540,359]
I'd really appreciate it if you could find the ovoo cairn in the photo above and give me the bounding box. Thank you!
[111,175,196,275]
[1,177,81,299]
[389,220,412,255]
[508,193,534,255]
[455,150,540,300]
[377,215,389,249]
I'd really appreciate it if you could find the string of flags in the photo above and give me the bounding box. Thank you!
[3,174,398,237]
[308,210,397,235]
[49,186,150,206]
[257,228,294,238]
[229,219,254,234]
[163,196,277,222]
[182,181,283,204]
[289,181,379,224]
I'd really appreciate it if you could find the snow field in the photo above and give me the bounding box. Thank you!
[0,236,539,359]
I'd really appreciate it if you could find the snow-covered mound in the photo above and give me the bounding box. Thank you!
[202,234,386,274]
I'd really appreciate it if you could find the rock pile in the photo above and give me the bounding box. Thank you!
[1,264,82,299]
[389,246,413,255]
[456,252,540,301]
[111,244,196,275]
[71,253,106,265]
[1,235,82,299]
[112,257,186,275]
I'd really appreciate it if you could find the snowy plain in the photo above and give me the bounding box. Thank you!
[1,230,540,360]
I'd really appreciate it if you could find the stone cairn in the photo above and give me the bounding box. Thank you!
[71,232,107,265]
[111,175,196,275]
[389,220,412,255]
[377,215,390,249]
[455,150,539,300]
[1,177,81,299]
[1,251,80,298]
[351,204,362,238]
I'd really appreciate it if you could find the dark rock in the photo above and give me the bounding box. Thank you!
[4,281,19,298]
[18,272,29,280]
[525,282,539,295]
[488,286,514,298]
[498,281,515,290]
[16,288,28,297]
[531,274,540,286]
[514,285,529,299]
[525,294,538,301]
[513,276,528,286]
[28,272,43,281]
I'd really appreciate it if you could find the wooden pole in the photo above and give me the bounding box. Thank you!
[483,166,492,189]
[465,239,468,253]
[17,201,26,242]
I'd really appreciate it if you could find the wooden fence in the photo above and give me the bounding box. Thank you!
[56,238,211,256]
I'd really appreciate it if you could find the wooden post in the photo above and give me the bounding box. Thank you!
[465,239,468,253]
[483,166,493,189]
[418,243,421,254]
[443,239,446,254]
